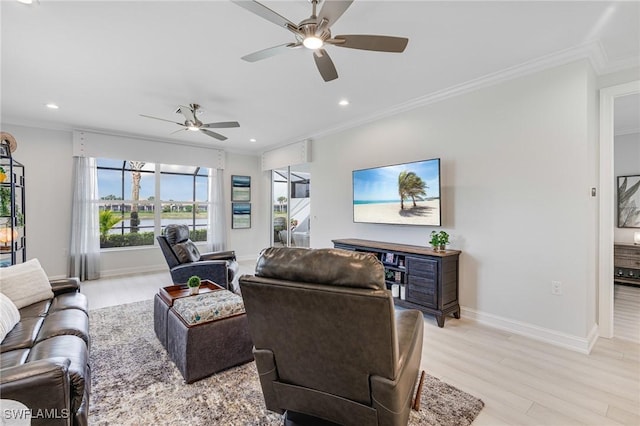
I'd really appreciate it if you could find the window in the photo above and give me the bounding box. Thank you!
[97,159,209,248]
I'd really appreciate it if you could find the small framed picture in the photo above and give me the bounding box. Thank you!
[618,175,640,228]
[231,175,251,202]
[232,202,251,229]
[0,142,9,157]
[383,252,396,265]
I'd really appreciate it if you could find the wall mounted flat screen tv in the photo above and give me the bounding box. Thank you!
[353,158,441,226]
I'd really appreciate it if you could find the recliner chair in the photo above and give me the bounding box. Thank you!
[239,247,424,426]
[157,224,239,292]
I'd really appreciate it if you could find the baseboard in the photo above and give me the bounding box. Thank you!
[461,306,598,354]
[99,264,167,278]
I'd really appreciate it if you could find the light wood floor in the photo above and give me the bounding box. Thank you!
[615,284,640,343]
[81,265,640,426]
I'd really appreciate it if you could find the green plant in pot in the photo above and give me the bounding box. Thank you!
[429,231,441,251]
[429,231,450,251]
[438,231,450,251]
[187,275,201,295]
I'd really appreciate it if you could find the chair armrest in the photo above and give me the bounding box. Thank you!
[170,261,229,288]
[1,358,72,426]
[49,278,80,295]
[370,309,424,425]
[200,250,236,261]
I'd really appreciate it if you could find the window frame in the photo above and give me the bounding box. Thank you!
[97,159,210,249]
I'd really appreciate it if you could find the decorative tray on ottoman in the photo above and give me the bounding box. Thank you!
[158,280,223,307]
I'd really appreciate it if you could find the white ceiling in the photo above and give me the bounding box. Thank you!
[2,0,639,154]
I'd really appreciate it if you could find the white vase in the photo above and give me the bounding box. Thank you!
[189,286,199,295]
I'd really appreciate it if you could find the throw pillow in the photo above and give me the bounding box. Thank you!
[0,292,20,342]
[172,240,201,263]
[0,259,54,309]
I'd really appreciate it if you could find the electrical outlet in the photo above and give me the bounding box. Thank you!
[551,281,563,295]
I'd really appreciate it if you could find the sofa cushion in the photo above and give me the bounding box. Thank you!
[255,247,386,290]
[164,224,190,245]
[173,241,201,264]
[27,335,89,414]
[0,316,44,353]
[19,299,52,318]
[0,259,54,309]
[0,292,20,343]
[0,348,29,369]
[49,292,88,314]
[35,309,90,346]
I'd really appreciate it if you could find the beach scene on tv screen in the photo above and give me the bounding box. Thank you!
[353,159,441,226]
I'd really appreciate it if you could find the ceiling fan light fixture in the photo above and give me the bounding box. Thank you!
[187,125,199,132]
[303,36,323,50]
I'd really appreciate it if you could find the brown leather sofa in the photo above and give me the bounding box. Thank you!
[239,247,424,426]
[0,278,90,426]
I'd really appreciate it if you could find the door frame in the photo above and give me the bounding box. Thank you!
[598,80,640,338]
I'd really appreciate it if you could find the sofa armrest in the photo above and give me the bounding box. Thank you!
[170,261,229,288]
[0,358,73,426]
[200,250,236,262]
[49,278,80,295]
[370,309,424,425]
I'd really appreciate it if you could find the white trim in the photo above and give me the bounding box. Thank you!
[277,42,638,148]
[462,307,597,354]
[598,80,640,339]
[99,264,167,279]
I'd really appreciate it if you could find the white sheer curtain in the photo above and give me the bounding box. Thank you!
[69,156,101,280]
[207,168,227,252]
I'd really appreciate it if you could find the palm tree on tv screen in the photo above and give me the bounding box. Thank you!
[398,171,428,209]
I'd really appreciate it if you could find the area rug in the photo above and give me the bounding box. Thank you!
[89,300,484,425]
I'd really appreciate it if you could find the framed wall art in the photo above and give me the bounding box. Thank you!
[232,202,251,229]
[231,175,251,202]
[617,175,640,228]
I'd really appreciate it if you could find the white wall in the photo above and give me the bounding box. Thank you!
[614,132,640,243]
[1,124,265,277]
[0,125,74,278]
[225,153,270,261]
[310,60,598,345]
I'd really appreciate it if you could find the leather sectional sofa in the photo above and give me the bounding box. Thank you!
[1,278,90,426]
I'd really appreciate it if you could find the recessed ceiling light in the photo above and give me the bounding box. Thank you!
[17,0,35,4]
[45,103,59,109]
[339,99,349,106]
[249,138,257,143]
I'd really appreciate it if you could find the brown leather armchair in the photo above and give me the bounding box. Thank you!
[239,247,424,426]
[157,224,239,292]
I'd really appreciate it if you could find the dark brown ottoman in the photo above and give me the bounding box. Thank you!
[164,290,254,383]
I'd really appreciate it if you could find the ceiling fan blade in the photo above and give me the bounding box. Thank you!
[202,121,240,129]
[317,0,354,29]
[140,114,185,126]
[231,0,297,30]
[200,129,228,141]
[330,34,409,52]
[313,49,338,82]
[176,105,196,123]
[241,43,300,62]
[169,128,187,135]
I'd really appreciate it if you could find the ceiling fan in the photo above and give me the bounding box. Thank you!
[232,0,409,82]
[140,103,240,141]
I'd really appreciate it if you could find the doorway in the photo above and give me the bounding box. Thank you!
[271,164,311,248]
[598,81,640,339]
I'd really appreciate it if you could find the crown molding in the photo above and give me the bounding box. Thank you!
[286,42,638,146]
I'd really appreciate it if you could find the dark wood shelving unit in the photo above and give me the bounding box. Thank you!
[614,243,640,286]
[333,238,461,327]
[0,140,25,267]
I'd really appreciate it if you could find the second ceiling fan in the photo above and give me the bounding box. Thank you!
[232,0,409,82]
